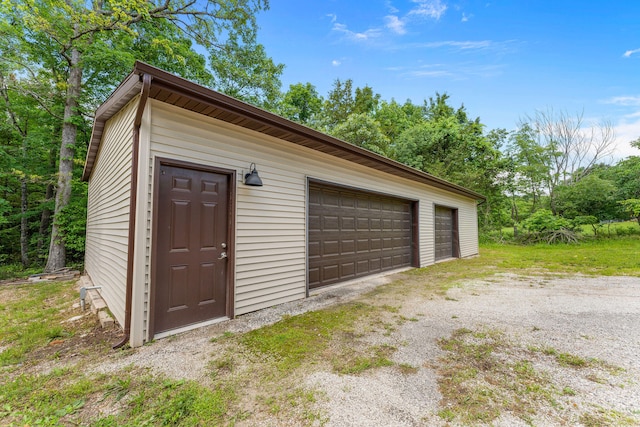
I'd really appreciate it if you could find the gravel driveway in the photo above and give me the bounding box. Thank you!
[91,272,640,426]
[306,273,640,426]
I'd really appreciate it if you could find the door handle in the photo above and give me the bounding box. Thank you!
[217,251,227,260]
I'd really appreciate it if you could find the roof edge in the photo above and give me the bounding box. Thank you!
[83,61,485,201]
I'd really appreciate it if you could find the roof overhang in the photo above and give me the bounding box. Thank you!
[82,61,485,201]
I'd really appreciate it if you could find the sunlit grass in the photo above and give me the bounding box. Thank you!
[480,236,640,276]
[0,281,79,366]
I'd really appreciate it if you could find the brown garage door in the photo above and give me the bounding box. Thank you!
[434,206,459,261]
[308,182,414,289]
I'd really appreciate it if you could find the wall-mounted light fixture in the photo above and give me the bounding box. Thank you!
[244,163,263,186]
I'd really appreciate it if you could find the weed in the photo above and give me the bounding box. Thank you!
[437,328,556,424]
[397,363,419,375]
[381,304,400,313]
[580,407,638,427]
[556,352,588,367]
[333,344,395,375]
[210,331,235,343]
[103,377,131,401]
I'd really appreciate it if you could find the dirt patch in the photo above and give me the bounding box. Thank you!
[24,320,121,369]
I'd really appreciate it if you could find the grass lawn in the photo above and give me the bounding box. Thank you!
[1,236,639,426]
[480,236,640,276]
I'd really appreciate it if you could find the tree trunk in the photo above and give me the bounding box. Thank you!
[38,182,53,253]
[20,178,29,267]
[45,46,82,272]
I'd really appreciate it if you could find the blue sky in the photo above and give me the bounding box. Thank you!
[256,1,640,159]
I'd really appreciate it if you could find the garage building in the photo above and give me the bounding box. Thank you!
[82,62,484,347]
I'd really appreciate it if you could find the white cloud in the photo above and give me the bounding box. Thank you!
[405,69,452,78]
[461,12,471,22]
[623,48,640,58]
[332,60,341,67]
[332,22,383,41]
[611,113,640,159]
[422,40,493,50]
[385,15,407,34]
[605,96,640,106]
[385,0,399,14]
[397,62,504,80]
[409,0,448,20]
[326,13,337,23]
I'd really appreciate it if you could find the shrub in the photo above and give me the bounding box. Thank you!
[519,210,580,244]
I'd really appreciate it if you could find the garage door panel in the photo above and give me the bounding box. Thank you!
[308,182,414,289]
[341,262,355,277]
[323,240,339,256]
[435,206,455,261]
[341,239,356,254]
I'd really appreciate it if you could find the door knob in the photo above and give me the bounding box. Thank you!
[218,252,227,260]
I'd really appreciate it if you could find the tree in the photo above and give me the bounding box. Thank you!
[280,82,323,126]
[322,78,355,131]
[505,124,549,212]
[353,85,380,115]
[554,174,618,221]
[521,109,616,214]
[619,199,640,226]
[393,94,505,229]
[374,99,424,148]
[603,156,640,201]
[209,33,284,109]
[2,0,272,271]
[330,113,390,156]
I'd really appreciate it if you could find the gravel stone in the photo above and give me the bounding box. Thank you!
[89,272,640,425]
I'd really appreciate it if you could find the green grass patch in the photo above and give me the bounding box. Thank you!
[0,281,80,366]
[0,264,42,281]
[437,328,557,424]
[241,302,378,372]
[333,344,395,375]
[1,368,101,425]
[437,328,637,425]
[480,236,640,276]
[580,407,638,427]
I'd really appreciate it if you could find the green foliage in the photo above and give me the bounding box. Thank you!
[330,113,390,156]
[209,33,284,109]
[0,0,281,268]
[520,209,571,233]
[54,179,87,262]
[392,94,506,230]
[517,210,580,244]
[280,82,323,125]
[374,99,425,143]
[321,78,355,130]
[555,174,619,220]
[619,199,640,225]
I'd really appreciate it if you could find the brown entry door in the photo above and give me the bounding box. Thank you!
[154,163,229,334]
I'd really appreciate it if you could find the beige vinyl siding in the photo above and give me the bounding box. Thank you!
[85,97,136,327]
[146,100,478,317]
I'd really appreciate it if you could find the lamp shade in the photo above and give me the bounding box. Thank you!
[244,163,263,186]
